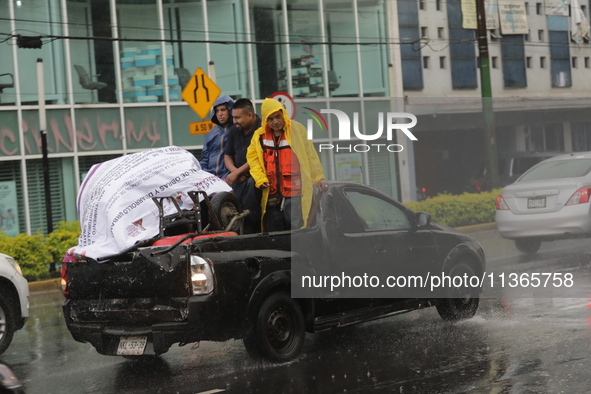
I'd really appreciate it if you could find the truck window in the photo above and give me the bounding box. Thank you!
[344,190,411,231]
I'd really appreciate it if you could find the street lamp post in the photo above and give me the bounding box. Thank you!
[37,58,55,272]
[476,0,500,189]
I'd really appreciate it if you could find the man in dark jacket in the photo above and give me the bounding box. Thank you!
[199,95,234,178]
[225,98,262,233]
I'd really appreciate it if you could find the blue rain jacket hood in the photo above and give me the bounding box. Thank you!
[199,95,234,178]
[210,95,234,126]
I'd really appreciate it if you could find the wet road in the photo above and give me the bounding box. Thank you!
[2,231,591,394]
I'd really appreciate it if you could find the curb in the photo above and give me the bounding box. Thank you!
[456,222,497,234]
[28,278,61,293]
[27,222,498,293]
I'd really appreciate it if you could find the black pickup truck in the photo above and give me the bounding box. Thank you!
[62,182,486,362]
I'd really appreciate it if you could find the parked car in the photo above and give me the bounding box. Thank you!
[62,182,486,362]
[0,253,29,355]
[499,151,561,187]
[496,152,591,254]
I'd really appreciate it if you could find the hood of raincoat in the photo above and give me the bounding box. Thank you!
[260,97,291,133]
[211,95,235,126]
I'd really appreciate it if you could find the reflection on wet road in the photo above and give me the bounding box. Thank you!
[2,236,591,394]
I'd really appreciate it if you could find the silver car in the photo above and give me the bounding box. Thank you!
[0,253,29,355]
[496,152,591,254]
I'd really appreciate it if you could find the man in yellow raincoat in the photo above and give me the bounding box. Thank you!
[247,98,329,232]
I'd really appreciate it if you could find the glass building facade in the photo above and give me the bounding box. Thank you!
[0,0,399,235]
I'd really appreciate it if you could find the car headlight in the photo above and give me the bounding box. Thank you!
[190,255,214,295]
[6,256,23,277]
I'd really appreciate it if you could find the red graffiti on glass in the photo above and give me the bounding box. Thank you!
[0,113,160,155]
[126,118,161,147]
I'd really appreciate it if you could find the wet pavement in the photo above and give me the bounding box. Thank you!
[1,229,591,394]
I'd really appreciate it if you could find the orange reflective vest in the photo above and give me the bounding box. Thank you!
[261,130,302,197]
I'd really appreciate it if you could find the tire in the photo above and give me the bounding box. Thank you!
[210,192,243,232]
[243,292,305,362]
[515,238,541,255]
[0,292,16,355]
[436,261,480,322]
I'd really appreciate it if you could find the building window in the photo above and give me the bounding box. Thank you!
[501,35,527,87]
[585,57,590,68]
[536,3,542,14]
[164,1,247,102]
[526,57,532,68]
[525,2,529,14]
[492,56,498,68]
[447,2,478,88]
[423,56,430,69]
[436,0,442,10]
[357,1,390,96]
[572,57,578,68]
[526,124,564,152]
[16,2,69,104]
[419,0,426,10]
[438,27,444,39]
[582,5,587,16]
[538,30,544,41]
[421,27,428,38]
[398,0,423,89]
[540,56,546,68]
[572,122,591,151]
[549,31,572,87]
[440,56,446,68]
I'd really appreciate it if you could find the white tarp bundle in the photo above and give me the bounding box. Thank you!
[68,146,231,260]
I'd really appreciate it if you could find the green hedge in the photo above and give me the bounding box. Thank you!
[0,221,80,281]
[404,189,502,228]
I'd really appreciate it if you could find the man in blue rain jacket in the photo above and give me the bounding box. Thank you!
[199,95,234,178]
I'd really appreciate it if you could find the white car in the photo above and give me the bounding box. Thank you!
[0,253,29,354]
[496,152,591,254]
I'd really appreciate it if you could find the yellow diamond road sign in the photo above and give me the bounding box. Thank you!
[182,67,221,119]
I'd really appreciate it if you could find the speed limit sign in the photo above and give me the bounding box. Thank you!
[269,91,296,119]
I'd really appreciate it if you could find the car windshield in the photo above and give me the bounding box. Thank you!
[518,158,591,182]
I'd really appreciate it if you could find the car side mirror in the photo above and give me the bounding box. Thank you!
[415,212,431,228]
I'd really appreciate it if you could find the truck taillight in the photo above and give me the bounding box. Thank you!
[190,256,214,295]
[61,263,70,298]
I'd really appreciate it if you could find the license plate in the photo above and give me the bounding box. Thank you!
[117,336,147,356]
[527,197,546,209]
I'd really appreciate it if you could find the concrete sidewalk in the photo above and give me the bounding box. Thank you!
[28,222,500,293]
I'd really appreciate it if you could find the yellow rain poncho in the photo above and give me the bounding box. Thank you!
[246,98,326,231]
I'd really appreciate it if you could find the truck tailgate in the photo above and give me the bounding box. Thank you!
[67,246,190,300]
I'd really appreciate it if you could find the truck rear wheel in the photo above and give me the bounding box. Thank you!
[243,292,305,362]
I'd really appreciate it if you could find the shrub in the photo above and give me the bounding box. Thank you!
[0,232,53,281]
[404,189,502,228]
[45,221,81,267]
[0,221,81,281]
